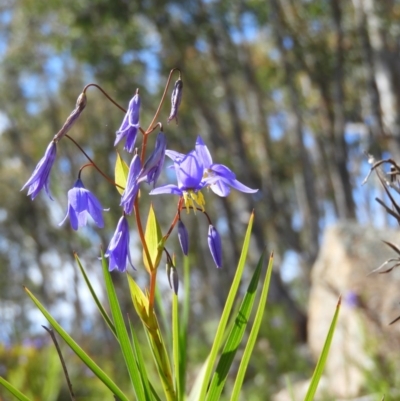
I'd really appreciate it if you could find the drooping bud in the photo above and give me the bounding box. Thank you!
[115,92,140,153]
[208,225,222,268]
[177,220,189,255]
[166,262,179,294]
[120,154,142,215]
[141,132,167,187]
[53,92,87,143]
[105,216,135,272]
[21,141,57,200]
[167,78,183,124]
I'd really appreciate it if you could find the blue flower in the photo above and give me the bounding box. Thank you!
[150,149,206,210]
[141,132,167,187]
[59,178,106,230]
[208,225,222,268]
[177,220,189,255]
[115,93,140,153]
[21,141,57,200]
[105,216,135,272]
[195,136,258,197]
[120,154,142,215]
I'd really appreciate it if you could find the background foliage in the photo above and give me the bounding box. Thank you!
[1,0,399,399]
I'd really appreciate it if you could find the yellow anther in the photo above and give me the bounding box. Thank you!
[183,190,206,213]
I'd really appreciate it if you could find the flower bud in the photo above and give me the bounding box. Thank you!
[208,225,222,268]
[177,220,189,255]
[167,78,183,124]
[53,92,87,142]
[166,262,179,294]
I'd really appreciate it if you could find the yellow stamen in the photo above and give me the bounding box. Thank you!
[183,190,206,213]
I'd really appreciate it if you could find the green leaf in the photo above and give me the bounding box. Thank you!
[0,376,32,401]
[197,212,254,401]
[115,152,129,195]
[74,253,117,338]
[143,204,163,273]
[172,293,182,400]
[231,253,274,401]
[303,297,341,401]
[101,252,146,400]
[24,287,129,401]
[180,257,190,396]
[128,318,159,401]
[127,275,176,401]
[206,251,266,400]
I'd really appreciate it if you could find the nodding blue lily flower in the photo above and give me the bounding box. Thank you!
[141,132,167,187]
[168,78,183,124]
[115,92,140,153]
[208,225,222,268]
[59,178,106,230]
[120,154,142,215]
[21,141,57,200]
[150,149,206,211]
[120,133,167,215]
[177,220,189,255]
[195,136,258,197]
[105,216,135,272]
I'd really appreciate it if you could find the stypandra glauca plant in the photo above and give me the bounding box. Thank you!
[1,69,340,401]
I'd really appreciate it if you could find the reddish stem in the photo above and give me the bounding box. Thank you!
[65,134,124,190]
[82,83,127,113]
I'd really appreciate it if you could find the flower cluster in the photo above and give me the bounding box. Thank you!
[21,78,257,278]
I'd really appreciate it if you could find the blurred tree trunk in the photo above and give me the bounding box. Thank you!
[358,0,400,158]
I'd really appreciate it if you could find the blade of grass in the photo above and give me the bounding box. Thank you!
[24,287,129,401]
[74,253,116,338]
[179,256,190,396]
[128,318,159,401]
[206,251,266,400]
[0,377,32,401]
[172,293,182,400]
[303,297,341,401]
[198,212,254,401]
[231,252,274,401]
[101,252,146,401]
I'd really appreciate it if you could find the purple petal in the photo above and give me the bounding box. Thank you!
[150,184,182,196]
[121,154,142,214]
[60,178,106,230]
[227,179,258,193]
[210,181,231,197]
[105,216,135,272]
[210,164,236,180]
[68,205,79,231]
[115,93,140,153]
[22,141,57,200]
[141,132,167,186]
[195,136,213,168]
[87,195,105,228]
[166,150,185,162]
[176,150,203,189]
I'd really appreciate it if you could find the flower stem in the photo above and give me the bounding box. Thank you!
[65,134,124,190]
[82,83,127,113]
[145,68,180,134]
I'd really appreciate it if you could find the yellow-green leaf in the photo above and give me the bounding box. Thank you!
[143,204,163,273]
[115,152,129,195]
